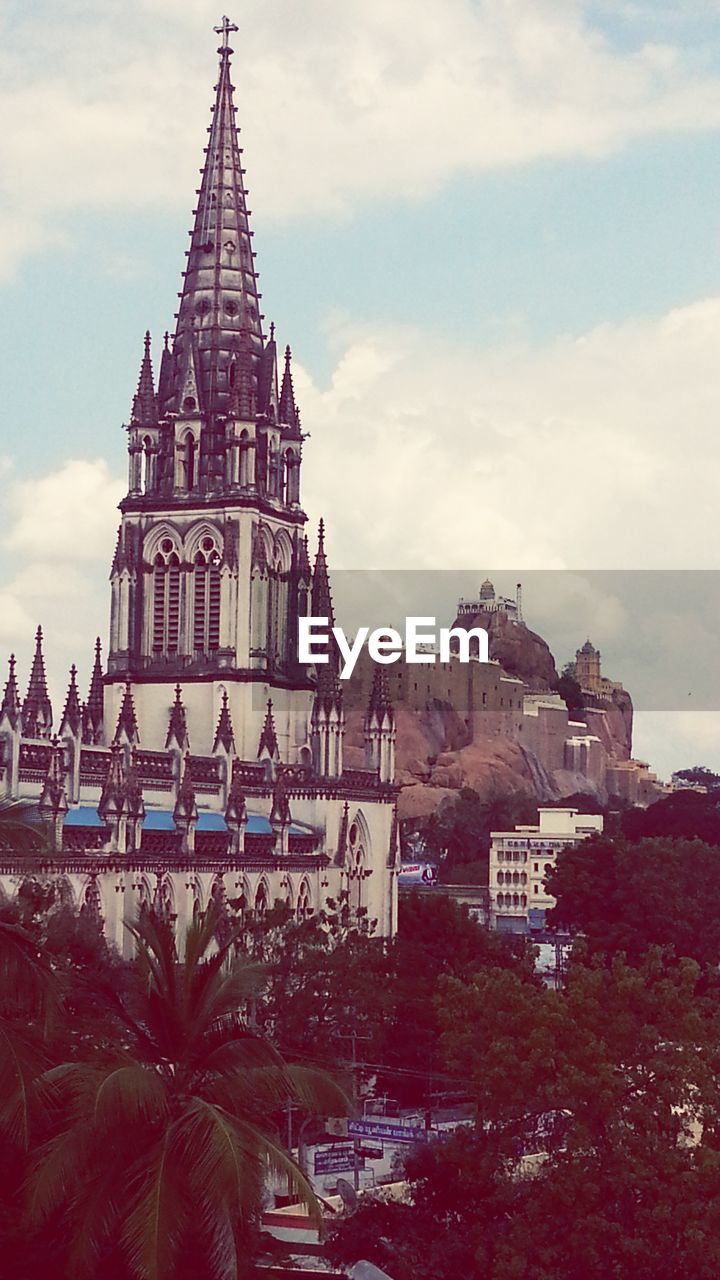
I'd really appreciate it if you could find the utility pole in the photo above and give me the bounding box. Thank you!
[339,1029,372,1191]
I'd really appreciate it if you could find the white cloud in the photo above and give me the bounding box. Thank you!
[300,296,720,572]
[2,0,720,274]
[4,460,124,560]
[1,294,720,772]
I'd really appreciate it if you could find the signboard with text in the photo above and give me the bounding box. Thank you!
[314,1145,362,1175]
[348,1119,427,1144]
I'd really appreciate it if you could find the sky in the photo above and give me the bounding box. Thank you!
[2,0,720,779]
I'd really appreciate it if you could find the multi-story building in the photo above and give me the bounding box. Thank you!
[489,807,604,933]
[0,23,399,950]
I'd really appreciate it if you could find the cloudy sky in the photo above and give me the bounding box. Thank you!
[2,0,720,778]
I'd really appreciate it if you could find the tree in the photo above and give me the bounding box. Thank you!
[672,766,720,792]
[555,663,585,715]
[330,950,720,1280]
[546,836,720,965]
[622,790,720,842]
[27,906,347,1280]
[419,788,537,875]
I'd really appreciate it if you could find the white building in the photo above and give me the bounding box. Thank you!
[0,27,399,949]
[489,807,603,934]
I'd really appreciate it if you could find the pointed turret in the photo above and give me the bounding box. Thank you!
[367,665,394,728]
[60,665,82,738]
[169,21,266,420]
[98,743,126,850]
[0,655,21,731]
[157,331,173,412]
[278,345,300,430]
[165,684,189,751]
[22,626,53,739]
[225,765,247,856]
[113,682,139,746]
[311,519,334,625]
[335,800,349,867]
[270,769,291,854]
[173,752,198,854]
[364,665,395,784]
[124,750,145,854]
[131,331,158,426]
[84,638,104,745]
[257,699,279,761]
[39,737,68,852]
[308,520,344,776]
[213,689,235,754]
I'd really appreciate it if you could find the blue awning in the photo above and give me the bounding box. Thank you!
[63,805,313,837]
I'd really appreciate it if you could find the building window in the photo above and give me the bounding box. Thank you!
[185,433,197,490]
[297,881,312,921]
[153,543,180,654]
[193,538,221,654]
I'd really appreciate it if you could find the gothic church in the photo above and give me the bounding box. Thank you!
[0,22,399,951]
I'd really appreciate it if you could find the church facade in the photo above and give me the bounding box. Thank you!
[0,24,399,952]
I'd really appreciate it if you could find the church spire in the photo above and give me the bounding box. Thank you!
[165,684,189,751]
[114,682,139,746]
[131,331,158,426]
[311,519,334,626]
[213,689,235,754]
[60,665,82,737]
[22,626,53,739]
[0,655,21,730]
[278,344,300,430]
[169,20,266,419]
[84,638,104,744]
[257,698,279,760]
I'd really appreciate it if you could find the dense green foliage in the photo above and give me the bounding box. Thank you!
[622,789,720,841]
[414,787,538,874]
[546,835,720,964]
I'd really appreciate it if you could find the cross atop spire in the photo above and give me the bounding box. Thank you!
[214,15,238,50]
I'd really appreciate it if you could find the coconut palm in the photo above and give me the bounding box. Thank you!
[28,904,348,1280]
[0,912,58,1150]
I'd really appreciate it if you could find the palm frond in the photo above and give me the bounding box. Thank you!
[120,1128,187,1280]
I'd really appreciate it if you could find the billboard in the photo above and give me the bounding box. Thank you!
[398,862,439,886]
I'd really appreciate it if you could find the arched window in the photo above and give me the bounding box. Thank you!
[141,436,153,494]
[193,536,221,654]
[239,430,250,487]
[297,881,312,921]
[348,819,367,915]
[254,881,268,919]
[185,433,197,491]
[153,539,180,654]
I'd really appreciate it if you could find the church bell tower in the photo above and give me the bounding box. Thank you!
[107,19,312,758]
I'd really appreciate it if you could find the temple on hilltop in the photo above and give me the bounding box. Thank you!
[0,21,399,950]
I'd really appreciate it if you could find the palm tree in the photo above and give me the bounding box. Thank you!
[0,911,58,1150]
[28,905,348,1280]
